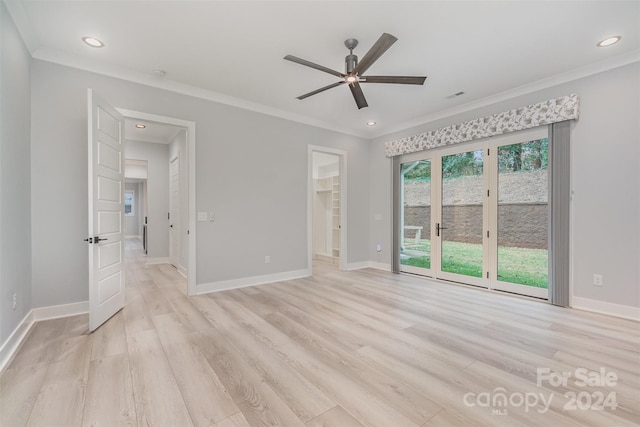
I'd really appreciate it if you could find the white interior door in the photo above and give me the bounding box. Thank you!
[169,156,179,267]
[87,89,125,332]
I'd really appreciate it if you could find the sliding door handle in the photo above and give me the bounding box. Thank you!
[436,223,448,237]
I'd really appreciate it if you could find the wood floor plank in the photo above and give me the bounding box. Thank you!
[306,405,364,427]
[26,329,93,426]
[82,354,137,426]
[90,310,127,361]
[153,313,240,425]
[191,327,306,427]
[207,303,337,422]
[127,329,194,427]
[0,362,49,426]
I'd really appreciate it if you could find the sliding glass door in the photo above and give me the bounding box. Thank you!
[400,159,432,275]
[491,131,549,298]
[437,148,487,287]
[398,127,549,299]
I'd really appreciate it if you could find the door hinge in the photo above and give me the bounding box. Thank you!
[187,230,190,235]
[487,148,490,155]
[487,230,490,238]
[168,212,170,220]
[486,272,489,279]
[487,189,490,197]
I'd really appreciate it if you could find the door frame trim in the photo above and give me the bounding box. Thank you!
[117,108,197,296]
[307,145,347,272]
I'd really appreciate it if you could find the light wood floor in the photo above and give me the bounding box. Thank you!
[1,239,638,426]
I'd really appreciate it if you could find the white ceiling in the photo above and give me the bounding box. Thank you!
[7,0,639,138]
[124,118,183,144]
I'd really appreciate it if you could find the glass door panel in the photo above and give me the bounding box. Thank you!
[495,138,549,298]
[439,149,485,284]
[400,159,432,274]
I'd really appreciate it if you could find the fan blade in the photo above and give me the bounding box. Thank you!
[284,55,344,78]
[297,81,346,100]
[348,82,368,109]
[361,76,427,85]
[353,33,398,76]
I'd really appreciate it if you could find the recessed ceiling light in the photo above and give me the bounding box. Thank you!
[597,35,621,47]
[135,124,146,129]
[82,36,104,48]
[367,121,377,126]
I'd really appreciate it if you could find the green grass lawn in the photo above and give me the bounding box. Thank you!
[401,239,548,288]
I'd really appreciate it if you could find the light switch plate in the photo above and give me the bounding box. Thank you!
[197,212,208,222]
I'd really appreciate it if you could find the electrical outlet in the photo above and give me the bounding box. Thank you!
[376,243,382,252]
[265,256,271,264]
[593,274,603,286]
[12,293,17,310]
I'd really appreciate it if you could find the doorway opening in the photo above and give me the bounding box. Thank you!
[118,109,197,296]
[308,146,347,273]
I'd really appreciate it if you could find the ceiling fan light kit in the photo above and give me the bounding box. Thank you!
[285,33,427,110]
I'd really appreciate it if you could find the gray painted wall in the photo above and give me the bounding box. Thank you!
[369,62,640,309]
[30,59,369,307]
[0,2,32,344]
[125,140,170,260]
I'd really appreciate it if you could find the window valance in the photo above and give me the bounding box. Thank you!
[385,94,579,157]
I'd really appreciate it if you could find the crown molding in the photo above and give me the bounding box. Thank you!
[373,49,640,140]
[32,47,368,139]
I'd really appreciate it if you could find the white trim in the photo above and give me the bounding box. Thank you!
[116,108,197,297]
[177,265,188,279]
[571,297,640,322]
[146,257,169,265]
[196,269,310,295]
[378,51,639,139]
[0,311,35,373]
[32,301,89,321]
[308,146,348,273]
[368,261,392,271]
[0,301,89,373]
[32,48,364,138]
[345,261,370,271]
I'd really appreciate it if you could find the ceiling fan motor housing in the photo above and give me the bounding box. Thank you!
[345,54,358,74]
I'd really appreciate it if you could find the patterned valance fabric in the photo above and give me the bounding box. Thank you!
[384,94,579,157]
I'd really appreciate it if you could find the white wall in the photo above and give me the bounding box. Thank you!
[125,140,170,260]
[369,62,640,310]
[0,2,32,344]
[29,59,370,306]
[169,129,188,271]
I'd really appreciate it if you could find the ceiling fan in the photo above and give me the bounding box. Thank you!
[284,33,427,110]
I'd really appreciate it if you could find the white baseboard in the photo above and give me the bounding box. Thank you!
[196,269,311,295]
[32,301,89,321]
[146,257,169,265]
[346,261,370,271]
[0,300,89,373]
[368,261,392,271]
[177,264,188,279]
[0,310,35,373]
[571,296,640,322]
